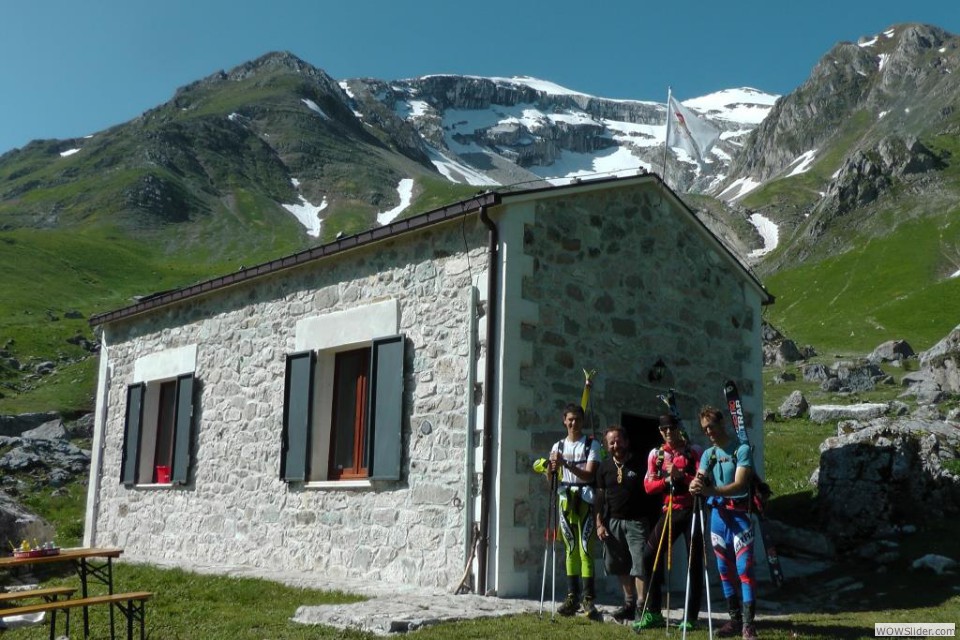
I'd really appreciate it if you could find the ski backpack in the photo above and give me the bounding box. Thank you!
[702,447,772,514]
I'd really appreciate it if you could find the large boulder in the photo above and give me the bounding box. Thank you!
[832,362,885,392]
[869,339,916,363]
[920,325,960,394]
[761,322,810,367]
[0,412,60,437]
[22,418,68,441]
[779,390,808,419]
[808,403,889,423]
[763,339,805,367]
[803,363,831,383]
[815,417,960,547]
[0,435,91,477]
[0,492,56,548]
[900,370,946,404]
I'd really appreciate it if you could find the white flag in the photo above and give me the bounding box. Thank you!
[666,95,719,165]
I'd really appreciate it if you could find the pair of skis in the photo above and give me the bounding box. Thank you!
[657,389,690,443]
[722,380,785,588]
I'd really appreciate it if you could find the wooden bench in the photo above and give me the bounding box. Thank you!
[0,586,76,603]
[0,591,152,640]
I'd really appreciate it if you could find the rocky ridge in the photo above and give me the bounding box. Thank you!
[345,75,776,193]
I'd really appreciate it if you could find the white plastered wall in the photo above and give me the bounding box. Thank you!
[490,201,539,597]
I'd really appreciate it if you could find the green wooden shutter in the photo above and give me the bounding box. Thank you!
[367,335,404,480]
[121,383,145,486]
[281,351,315,482]
[170,373,195,485]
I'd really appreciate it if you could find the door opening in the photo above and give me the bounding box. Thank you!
[620,412,663,523]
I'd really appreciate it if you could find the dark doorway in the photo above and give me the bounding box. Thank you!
[621,412,663,523]
[620,412,660,462]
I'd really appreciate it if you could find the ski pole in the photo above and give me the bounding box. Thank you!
[539,468,554,618]
[550,471,559,620]
[697,495,714,640]
[665,489,673,635]
[637,496,672,627]
[681,494,698,639]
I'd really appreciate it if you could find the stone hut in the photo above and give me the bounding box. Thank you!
[85,174,773,598]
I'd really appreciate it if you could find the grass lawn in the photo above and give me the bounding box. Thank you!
[0,559,956,640]
[0,564,368,640]
[0,545,955,639]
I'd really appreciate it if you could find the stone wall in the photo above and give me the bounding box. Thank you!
[91,218,490,590]
[501,184,764,594]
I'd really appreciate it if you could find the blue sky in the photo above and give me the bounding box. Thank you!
[1,0,957,154]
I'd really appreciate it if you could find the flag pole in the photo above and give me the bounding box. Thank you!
[661,87,672,188]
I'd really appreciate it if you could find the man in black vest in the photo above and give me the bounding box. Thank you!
[595,425,655,623]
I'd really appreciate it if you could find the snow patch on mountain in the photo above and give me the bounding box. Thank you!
[748,213,779,258]
[377,179,414,225]
[477,75,589,97]
[718,177,762,201]
[283,190,327,237]
[532,147,651,185]
[427,147,500,186]
[603,119,662,146]
[684,88,779,125]
[301,99,330,120]
[786,149,818,177]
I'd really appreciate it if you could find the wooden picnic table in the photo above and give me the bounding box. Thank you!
[0,547,123,638]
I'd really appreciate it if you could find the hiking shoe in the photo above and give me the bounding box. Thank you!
[611,604,636,623]
[716,619,743,637]
[578,596,601,621]
[632,610,665,631]
[742,623,758,640]
[557,592,578,616]
[677,621,698,631]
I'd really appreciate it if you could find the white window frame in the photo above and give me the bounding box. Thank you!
[293,299,399,488]
[124,344,198,487]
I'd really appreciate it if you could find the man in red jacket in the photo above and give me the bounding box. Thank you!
[634,414,704,632]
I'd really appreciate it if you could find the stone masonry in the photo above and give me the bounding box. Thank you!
[92,217,490,591]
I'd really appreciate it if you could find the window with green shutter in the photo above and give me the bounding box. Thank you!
[121,373,197,486]
[281,335,404,483]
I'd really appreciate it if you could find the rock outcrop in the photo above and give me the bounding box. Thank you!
[919,324,960,393]
[0,413,93,547]
[815,417,960,547]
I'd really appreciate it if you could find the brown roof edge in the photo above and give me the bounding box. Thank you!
[89,191,501,327]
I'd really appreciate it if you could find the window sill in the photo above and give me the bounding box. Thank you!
[134,483,175,489]
[304,479,373,490]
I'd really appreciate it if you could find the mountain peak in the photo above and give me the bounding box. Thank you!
[172,51,336,102]
[225,51,317,80]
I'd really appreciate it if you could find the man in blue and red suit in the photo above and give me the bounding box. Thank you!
[690,405,759,640]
